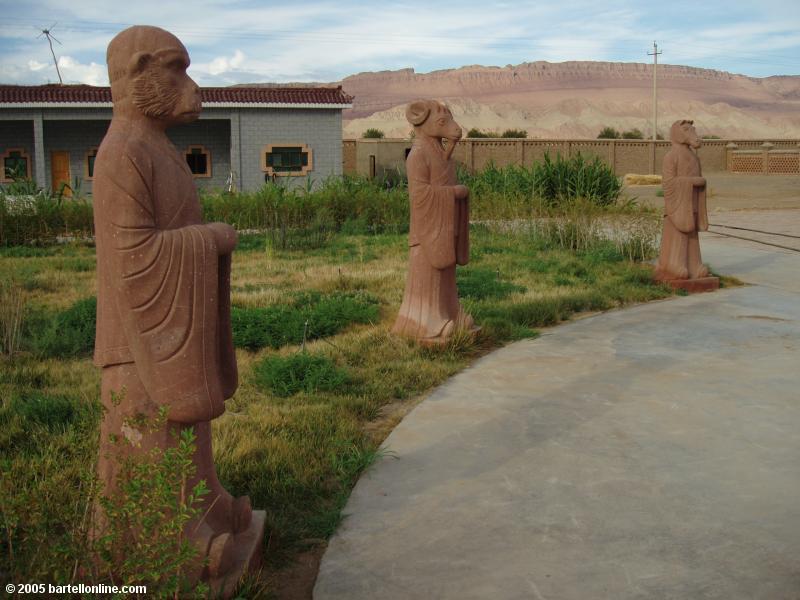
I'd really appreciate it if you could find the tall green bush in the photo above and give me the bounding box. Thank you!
[460,153,622,208]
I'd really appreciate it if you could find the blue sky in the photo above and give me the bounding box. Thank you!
[1,0,798,86]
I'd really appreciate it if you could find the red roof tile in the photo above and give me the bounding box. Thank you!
[0,84,353,106]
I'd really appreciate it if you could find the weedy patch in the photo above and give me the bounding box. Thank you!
[231,291,380,350]
[253,352,350,398]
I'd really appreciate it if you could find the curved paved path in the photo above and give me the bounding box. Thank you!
[315,229,800,600]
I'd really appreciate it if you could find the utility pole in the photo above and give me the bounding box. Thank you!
[647,41,662,141]
[38,24,63,85]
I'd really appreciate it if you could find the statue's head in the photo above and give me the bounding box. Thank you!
[107,25,201,126]
[406,100,463,143]
[670,120,701,149]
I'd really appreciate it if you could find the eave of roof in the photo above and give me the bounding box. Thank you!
[0,84,354,109]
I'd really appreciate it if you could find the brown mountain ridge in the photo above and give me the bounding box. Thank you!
[336,61,800,139]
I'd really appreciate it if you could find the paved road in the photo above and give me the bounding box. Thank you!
[315,229,800,600]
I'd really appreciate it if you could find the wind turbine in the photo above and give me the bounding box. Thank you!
[38,23,63,84]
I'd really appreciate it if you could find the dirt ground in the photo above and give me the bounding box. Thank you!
[627,173,800,212]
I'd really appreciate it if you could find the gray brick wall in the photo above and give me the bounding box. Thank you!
[166,119,231,191]
[239,109,343,191]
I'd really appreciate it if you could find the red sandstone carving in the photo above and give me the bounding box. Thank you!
[654,119,718,291]
[92,26,263,595]
[392,99,478,344]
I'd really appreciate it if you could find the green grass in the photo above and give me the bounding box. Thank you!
[0,203,673,592]
[253,352,351,397]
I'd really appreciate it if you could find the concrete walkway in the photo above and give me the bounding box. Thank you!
[315,230,800,600]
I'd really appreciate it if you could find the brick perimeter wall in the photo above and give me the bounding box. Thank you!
[345,138,798,177]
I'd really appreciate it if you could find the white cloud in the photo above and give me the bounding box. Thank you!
[28,60,49,72]
[56,56,107,85]
[1,0,798,84]
[204,49,246,76]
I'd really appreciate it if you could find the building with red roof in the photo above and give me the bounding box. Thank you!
[0,84,353,193]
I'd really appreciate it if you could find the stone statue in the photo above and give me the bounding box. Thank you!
[653,119,719,292]
[92,26,263,594]
[392,99,478,344]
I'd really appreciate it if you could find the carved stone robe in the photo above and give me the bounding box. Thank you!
[92,117,243,562]
[655,145,709,281]
[392,137,472,342]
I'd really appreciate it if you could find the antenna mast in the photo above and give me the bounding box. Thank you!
[38,24,63,85]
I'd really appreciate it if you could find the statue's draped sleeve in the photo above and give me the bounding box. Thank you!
[407,149,469,270]
[662,152,708,233]
[94,147,233,423]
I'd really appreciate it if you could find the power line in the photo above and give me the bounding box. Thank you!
[647,41,662,141]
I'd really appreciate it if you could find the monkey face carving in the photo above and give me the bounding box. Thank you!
[107,26,201,126]
[130,45,201,124]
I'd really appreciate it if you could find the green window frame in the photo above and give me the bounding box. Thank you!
[2,148,31,182]
[261,143,313,177]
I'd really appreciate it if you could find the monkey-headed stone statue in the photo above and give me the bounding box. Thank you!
[392,99,479,344]
[92,25,264,594]
[653,119,719,292]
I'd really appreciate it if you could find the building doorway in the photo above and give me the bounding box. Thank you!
[51,151,71,197]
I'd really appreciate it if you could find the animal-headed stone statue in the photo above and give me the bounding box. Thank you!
[93,25,263,594]
[654,119,711,282]
[392,99,478,344]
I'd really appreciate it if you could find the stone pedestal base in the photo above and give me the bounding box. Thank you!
[663,276,720,293]
[208,510,266,599]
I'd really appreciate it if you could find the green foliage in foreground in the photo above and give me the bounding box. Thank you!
[0,218,674,590]
[96,420,209,596]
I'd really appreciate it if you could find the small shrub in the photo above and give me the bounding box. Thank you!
[96,420,209,596]
[597,126,620,139]
[500,129,527,138]
[621,128,644,139]
[253,352,350,397]
[466,128,498,138]
[362,128,385,139]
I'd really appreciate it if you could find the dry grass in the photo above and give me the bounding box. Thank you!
[624,173,662,186]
